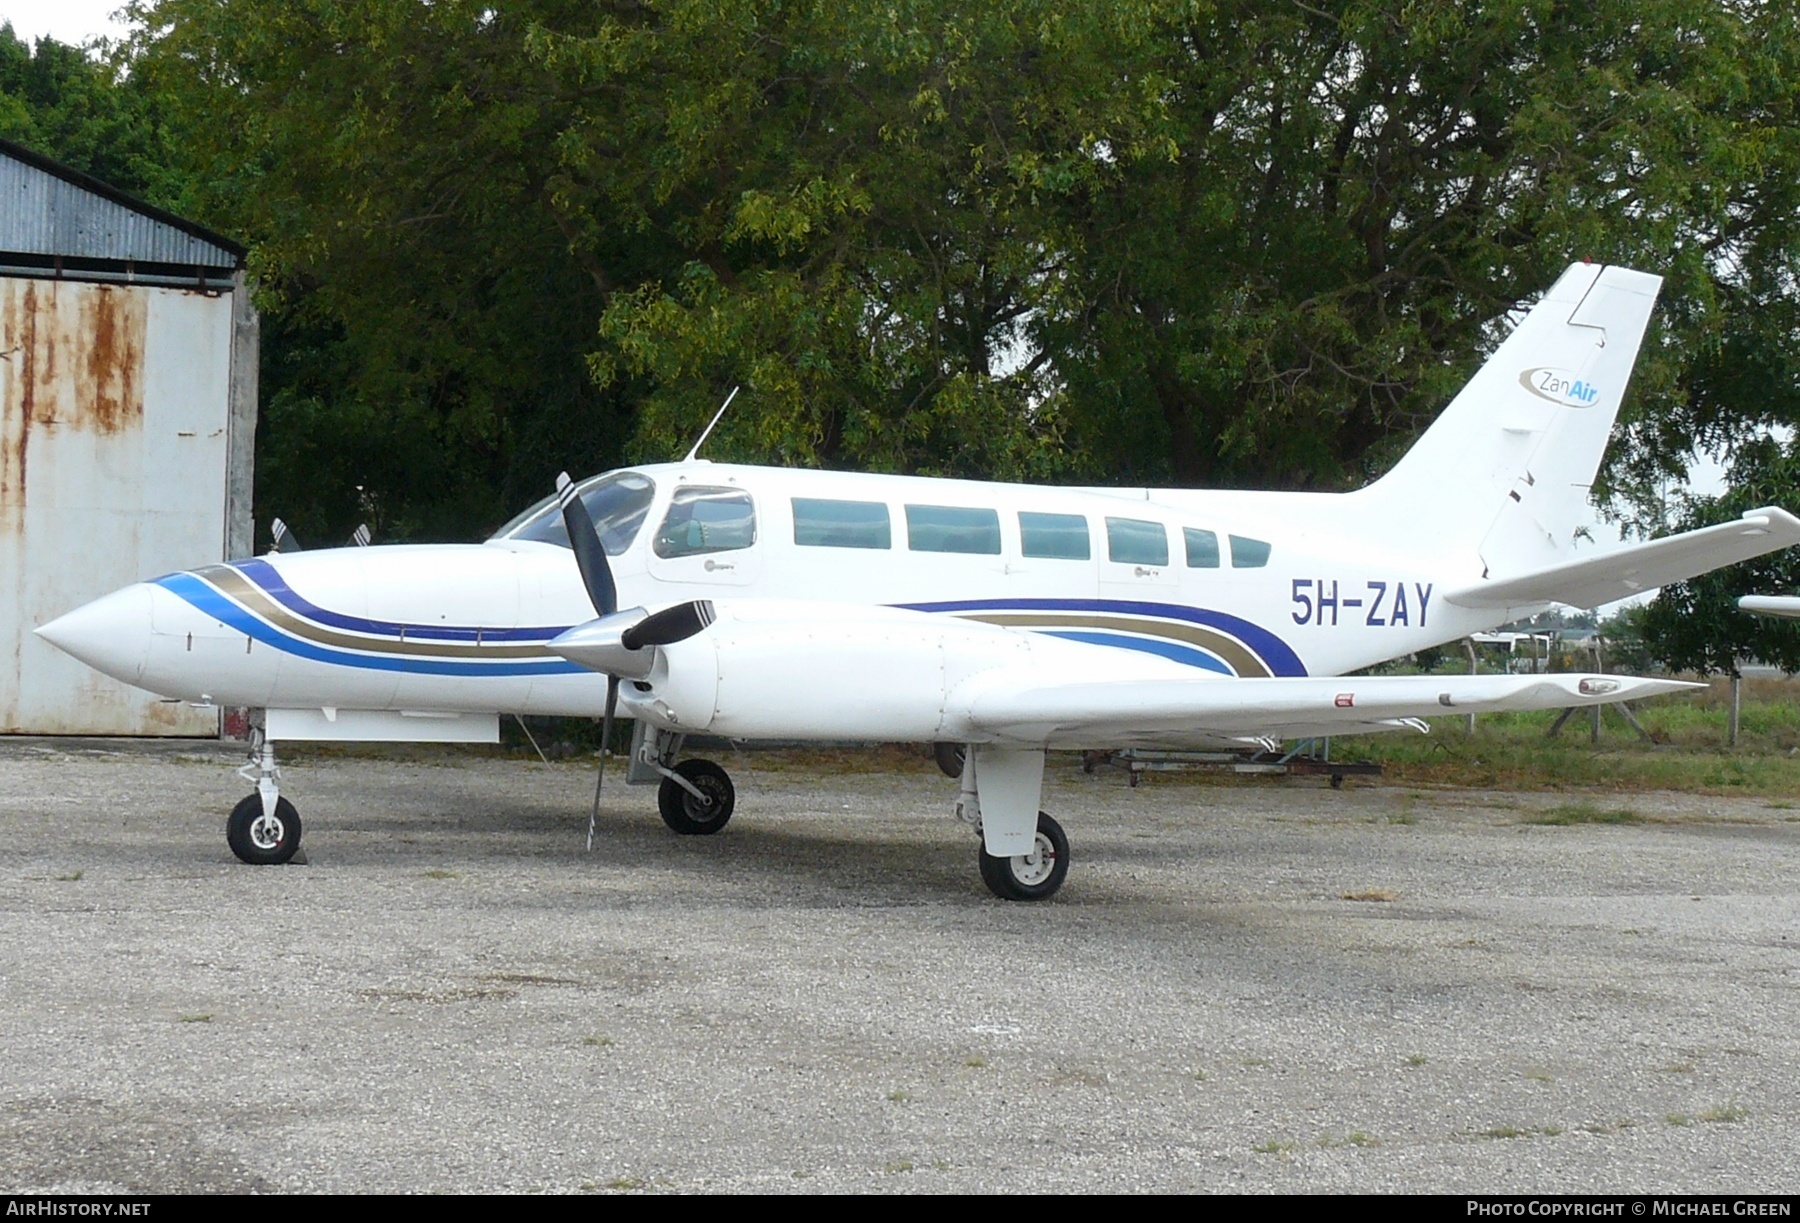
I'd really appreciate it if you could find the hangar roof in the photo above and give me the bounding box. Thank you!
[0,136,244,288]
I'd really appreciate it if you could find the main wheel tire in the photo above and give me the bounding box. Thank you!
[933,742,966,779]
[657,759,735,835]
[978,811,1069,902]
[226,794,302,865]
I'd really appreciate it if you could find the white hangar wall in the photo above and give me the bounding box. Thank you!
[0,137,255,736]
[0,277,241,734]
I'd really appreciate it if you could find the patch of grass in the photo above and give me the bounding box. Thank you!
[53,870,82,882]
[1341,888,1399,902]
[1699,1101,1748,1124]
[1523,1070,1554,1083]
[1190,1068,1209,1082]
[1665,1113,1692,1127]
[177,1013,213,1023]
[886,1089,912,1103]
[1581,1118,1637,1135]
[1350,680,1800,795]
[582,1036,616,1047]
[884,1160,915,1174]
[603,1176,645,1191]
[1658,1062,1695,1074]
[1346,1131,1379,1147]
[1526,802,1643,826]
[1404,1055,1428,1067]
[422,868,462,879]
[963,1056,987,1068]
[1252,1139,1298,1154]
[1482,1125,1530,1140]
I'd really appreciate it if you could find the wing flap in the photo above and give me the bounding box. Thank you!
[1443,508,1800,611]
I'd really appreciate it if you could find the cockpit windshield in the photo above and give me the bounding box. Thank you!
[491,471,657,554]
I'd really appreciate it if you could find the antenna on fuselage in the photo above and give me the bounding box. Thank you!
[682,385,741,462]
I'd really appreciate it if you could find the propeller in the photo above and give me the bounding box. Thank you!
[350,523,371,547]
[557,472,621,852]
[553,473,722,850]
[270,518,302,554]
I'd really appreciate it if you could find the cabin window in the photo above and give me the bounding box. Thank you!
[1106,517,1168,566]
[1184,528,1220,568]
[653,486,757,558]
[1019,512,1090,560]
[1229,535,1272,568]
[905,504,1001,555]
[495,471,656,555]
[792,498,891,549]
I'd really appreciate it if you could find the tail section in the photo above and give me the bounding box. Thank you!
[1353,263,1663,577]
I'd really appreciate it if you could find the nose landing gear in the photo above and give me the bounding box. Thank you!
[227,729,303,865]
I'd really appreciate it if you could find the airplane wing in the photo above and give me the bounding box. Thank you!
[560,598,1696,749]
[1442,508,1800,611]
[963,672,1696,745]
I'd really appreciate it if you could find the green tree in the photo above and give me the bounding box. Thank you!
[131,0,647,542]
[1639,437,1800,677]
[1045,0,1800,494]
[0,24,174,200]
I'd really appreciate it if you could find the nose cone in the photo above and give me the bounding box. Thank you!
[36,583,156,686]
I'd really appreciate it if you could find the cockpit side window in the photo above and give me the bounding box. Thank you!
[494,472,656,555]
[654,486,757,558]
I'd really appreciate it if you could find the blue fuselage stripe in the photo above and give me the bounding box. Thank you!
[1041,630,1234,675]
[898,596,1308,677]
[157,573,583,677]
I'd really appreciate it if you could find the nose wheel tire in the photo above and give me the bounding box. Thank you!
[658,759,735,835]
[226,794,303,865]
[978,811,1069,901]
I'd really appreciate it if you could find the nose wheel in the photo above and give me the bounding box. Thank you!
[657,758,735,835]
[227,729,303,864]
[978,811,1069,901]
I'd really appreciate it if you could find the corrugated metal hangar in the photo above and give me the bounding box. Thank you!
[0,137,257,735]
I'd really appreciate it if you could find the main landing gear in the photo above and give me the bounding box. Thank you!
[227,729,302,865]
[976,811,1069,902]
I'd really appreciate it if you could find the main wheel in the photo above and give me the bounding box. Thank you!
[932,742,966,779]
[658,759,735,835]
[226,794,302,865]
[978,811,1069,902]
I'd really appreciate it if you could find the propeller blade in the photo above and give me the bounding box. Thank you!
[556,472,617,617]
[270,518,302,553]
[587,676,618,852]
[620,600,715,650]
[350,523,371,547]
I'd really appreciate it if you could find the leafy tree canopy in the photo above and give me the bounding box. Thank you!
[4,0,1779,547]
[1639,436,1800,677]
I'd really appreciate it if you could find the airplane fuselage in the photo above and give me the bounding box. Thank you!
[57,460,1508,721]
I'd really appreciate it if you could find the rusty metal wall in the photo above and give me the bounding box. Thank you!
[0,277,231,735]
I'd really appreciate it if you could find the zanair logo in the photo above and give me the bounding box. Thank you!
[1520,367,1601,408]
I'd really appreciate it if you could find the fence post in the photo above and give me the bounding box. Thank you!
[1464,637,1478,733]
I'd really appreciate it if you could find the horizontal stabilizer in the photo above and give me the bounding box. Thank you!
[1739,595,1800,619]
[1442,509,1800,611]
[968,673,1698,744]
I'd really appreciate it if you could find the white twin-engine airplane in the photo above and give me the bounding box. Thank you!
[36,263,1800,900]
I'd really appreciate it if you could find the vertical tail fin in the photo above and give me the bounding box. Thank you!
[1354,263,1662,577]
